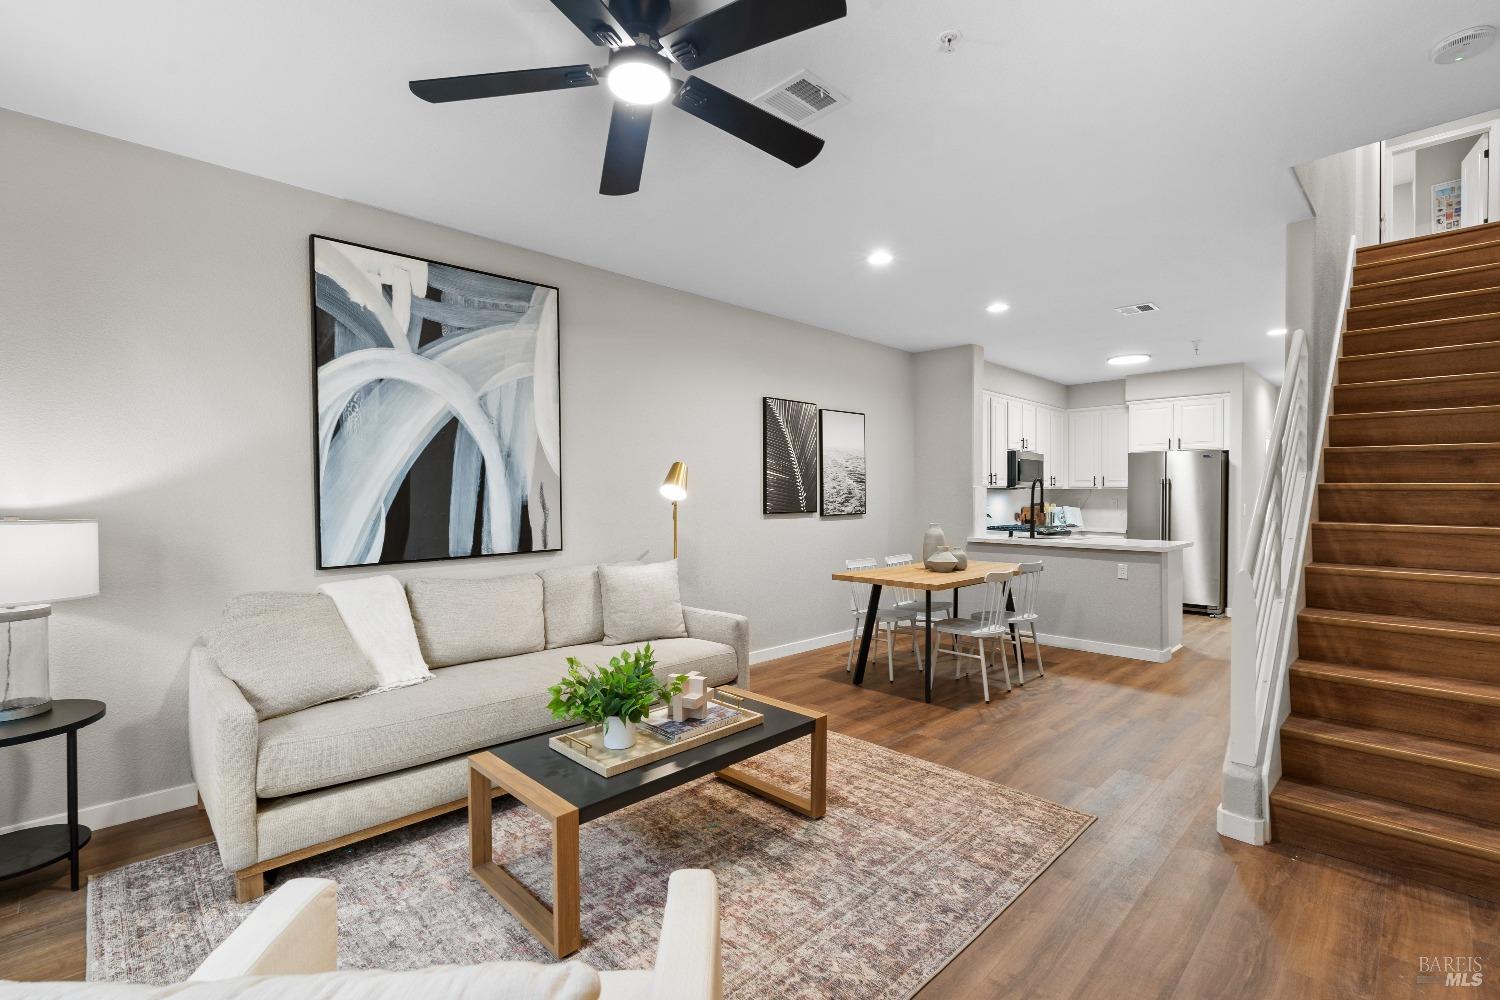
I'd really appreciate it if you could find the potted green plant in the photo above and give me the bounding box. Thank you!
[546,644,686,750]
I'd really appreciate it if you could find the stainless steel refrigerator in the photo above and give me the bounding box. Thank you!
[1126,449,1229,614]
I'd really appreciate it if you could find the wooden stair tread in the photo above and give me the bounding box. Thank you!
[1271,779,1500,862]
[1325,440,1499,453]
[1356,221,1500,261]
[1292,660,1500,707]
[1312,521,1500,537]
[1329,402,1500,420]
[1300,607,1500,643]
[1354,237,1500,274]
[1343,309,1500,338]
[1307,562,1500,585]
[1334,370,1500,391]
[1341,338,1500,364]
[1352,260,1500,293]
[1319,481,1500,490]
[1347,284,1500,315]
[1283,714,1500,776]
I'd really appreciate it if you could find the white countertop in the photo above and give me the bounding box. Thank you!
[967,534,1193,553]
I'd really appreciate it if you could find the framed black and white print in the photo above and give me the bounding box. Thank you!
[763,397,819,514]
[310,235,561,569]
[819,409,866,516]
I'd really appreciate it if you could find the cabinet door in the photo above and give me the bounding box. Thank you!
[1101,406,1130,487]
[1020,403,1038,451]
[1042,408,1067,487]
[1068,410,1103,488]
[1005,398,1025,450]
[1175,396,1227,450]
[988,396,1009,486]
[1129,401,1174,452]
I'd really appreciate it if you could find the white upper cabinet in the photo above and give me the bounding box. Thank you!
[985,394,1009,487]
[1067,405,1129,488]
[981,392,1067,487]
[1129,394,1228,452]
[1101,406,1131,487]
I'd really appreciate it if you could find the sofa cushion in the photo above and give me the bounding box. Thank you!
[209,594,377,721]
[541,564,605,648]
[254,638,739,797]
[406,575,545,667]
[599,561,688,645]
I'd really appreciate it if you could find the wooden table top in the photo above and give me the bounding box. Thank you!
[831,560,1021,592]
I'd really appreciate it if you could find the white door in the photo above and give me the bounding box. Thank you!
[1044,408,1068,486]
[1068,410,1103,488]
[1462,134,1490,228]
[1175,396,1227,450]
[1020,403,1038,451]
[988,396,1009,486]
[1101,406,1130,487]
[1129,401,1174,452]
[1005,399,1025,450]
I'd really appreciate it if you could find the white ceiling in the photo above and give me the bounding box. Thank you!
[5,1,1500,384]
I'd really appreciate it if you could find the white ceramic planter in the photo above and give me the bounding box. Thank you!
[602,716,637,750]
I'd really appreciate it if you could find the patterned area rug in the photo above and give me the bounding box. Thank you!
[88,733,1092,998]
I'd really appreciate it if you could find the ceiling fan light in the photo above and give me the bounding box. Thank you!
[607,51,672,105]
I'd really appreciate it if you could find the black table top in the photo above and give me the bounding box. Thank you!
[0,700,106,749]
[481,695,816,823]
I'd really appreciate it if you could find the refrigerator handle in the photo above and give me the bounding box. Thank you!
[1165,477,1172,539]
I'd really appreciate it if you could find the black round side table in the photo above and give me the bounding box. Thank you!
[0,699,106,891]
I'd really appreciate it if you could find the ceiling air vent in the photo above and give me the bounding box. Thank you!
[1116,302,1160,316]
[755,71,847,124]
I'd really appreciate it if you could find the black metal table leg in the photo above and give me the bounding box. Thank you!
[66,730,79,892]
[924,592,934,703]
[851,584,883,686]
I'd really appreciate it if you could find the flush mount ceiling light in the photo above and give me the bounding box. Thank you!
[866,248,894,267]
[985,301,1010,314]
[1107,354,1151,366]
[606,48,672,105]
[1432,25,1496,64]
[1267,327,1288,337]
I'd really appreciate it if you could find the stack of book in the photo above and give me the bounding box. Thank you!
[644,702,741,744]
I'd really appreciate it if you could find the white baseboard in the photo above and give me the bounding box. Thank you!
[750,630,852,665]
[1216,803,1268,845]
[1033,631,1178,664]
[0,782,198,836]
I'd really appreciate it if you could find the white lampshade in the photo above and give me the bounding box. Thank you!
[0,519,100,606]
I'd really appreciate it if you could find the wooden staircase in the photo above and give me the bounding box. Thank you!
[1270,221,1500,902]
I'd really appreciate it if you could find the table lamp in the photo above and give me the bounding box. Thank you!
[659,462,688,559]
[0,519,99,721]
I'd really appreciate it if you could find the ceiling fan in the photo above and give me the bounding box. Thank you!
[409,0,847,195]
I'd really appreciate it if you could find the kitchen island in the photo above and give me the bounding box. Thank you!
[967,533,1193,663]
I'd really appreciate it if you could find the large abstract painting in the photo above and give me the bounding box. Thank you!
[763,397,818,514]
[819,409,866,516]
[311,236,561,569]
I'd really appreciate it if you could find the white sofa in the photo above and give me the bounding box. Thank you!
[0,871,721,999]
[188,563,749,901]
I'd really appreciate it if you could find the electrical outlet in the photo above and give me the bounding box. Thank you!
[1117,563,1128,580]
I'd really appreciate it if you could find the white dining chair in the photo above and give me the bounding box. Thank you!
[1004,561,1046,683]
[843,558,924,682]
[884,554,954,621]
[930,571,1015,703]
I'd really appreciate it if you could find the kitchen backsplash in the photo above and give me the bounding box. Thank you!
[986,488,1127,532]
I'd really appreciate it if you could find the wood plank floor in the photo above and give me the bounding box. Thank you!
[3,615,1496,996]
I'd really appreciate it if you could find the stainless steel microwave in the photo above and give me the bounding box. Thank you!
[1006,449,1044,488]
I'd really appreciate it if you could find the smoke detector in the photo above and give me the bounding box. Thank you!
[1432,25,1496,64]
[1116,302,1159,316]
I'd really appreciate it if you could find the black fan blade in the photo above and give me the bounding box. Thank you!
[410,65,597,103]
[673,76,824,168]
[547,0,632,48]
[660,0,846,70]
[600,102,653,196]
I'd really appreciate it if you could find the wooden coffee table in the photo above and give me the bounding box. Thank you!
[466,686,826,956]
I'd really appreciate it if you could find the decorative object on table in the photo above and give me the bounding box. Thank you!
[921,522,946,562]
[550,690,763,776]
[924,546,961,573]
[310,235,561,569]
[763,397,819,514]
[644,700,742,743]
[670,670,713,722]
[818,409,866,516]
[951,548,969,570]
[0,519,100,721]
[659,461,688,558]
[546,644,686,751]
[1,699,106,892]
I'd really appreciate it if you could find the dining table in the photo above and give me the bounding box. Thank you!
[831,560,1022,703]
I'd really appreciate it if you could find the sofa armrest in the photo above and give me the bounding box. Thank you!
[188,646,260,872]
[650,870,720,1000]
[189,878,338,980]
[681,608,749,688]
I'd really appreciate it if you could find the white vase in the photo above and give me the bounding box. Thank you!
[602,716,636,750]
[922,523,946,562]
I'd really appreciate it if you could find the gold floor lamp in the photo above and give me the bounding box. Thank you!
[659,461,688,558]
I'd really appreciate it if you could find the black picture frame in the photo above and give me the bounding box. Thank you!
[762,396,819,515]
[818,408,866,516]
[308,234,563,569]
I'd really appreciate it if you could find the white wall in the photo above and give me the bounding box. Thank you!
[0,109,920,831]
[982,362,1067,409]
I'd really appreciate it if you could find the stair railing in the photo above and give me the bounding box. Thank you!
[1219,236,1358,845]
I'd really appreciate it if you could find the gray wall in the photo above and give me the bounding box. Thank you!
[1065,379,1127,409]
[982,362,1067,408]
[0,109,919,830]
[915,346,983,545]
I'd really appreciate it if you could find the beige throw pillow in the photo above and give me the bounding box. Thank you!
[599,560,689,645]
[405,575,546,667]
[541,565,605,648]
[208,593,377,721]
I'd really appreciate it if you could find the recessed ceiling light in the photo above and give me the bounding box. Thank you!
[986,301,1010,314]
[1267,327,1288,337]
[866,249,894,267]
[1107,354,1151,366]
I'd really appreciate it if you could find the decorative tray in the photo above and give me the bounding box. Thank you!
[548,693,764,777]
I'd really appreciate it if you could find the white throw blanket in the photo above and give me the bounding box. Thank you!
[319,575,432,696]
